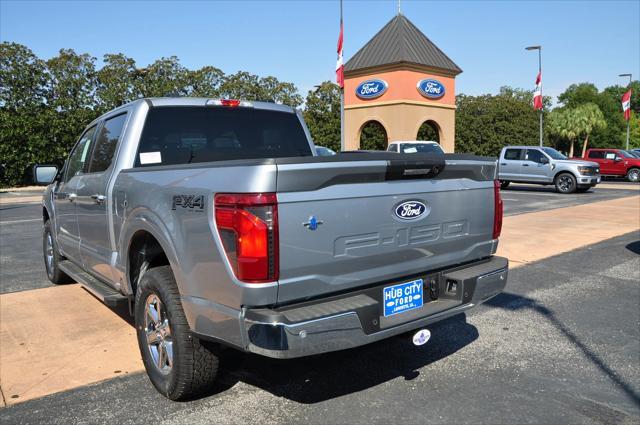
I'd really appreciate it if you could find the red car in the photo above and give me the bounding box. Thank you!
[578,149,640,182]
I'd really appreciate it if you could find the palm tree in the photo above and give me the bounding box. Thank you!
[548,103,606,157]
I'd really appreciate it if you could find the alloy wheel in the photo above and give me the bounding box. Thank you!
[144,294,173,374]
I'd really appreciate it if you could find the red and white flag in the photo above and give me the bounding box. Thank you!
[533,72,543,110]
[622,89,632,121]
[336,21,344,88]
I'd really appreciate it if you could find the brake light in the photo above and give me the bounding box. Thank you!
[220,99,241,107]
[215,193,278,282]
[493,180,503,240]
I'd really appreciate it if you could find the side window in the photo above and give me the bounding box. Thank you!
[387,144,397,152]
[504,149,523,160]
[604,152,616,160]
[526,149,545,163]
[89,113,127,173]
[65,126,97,182]
[588,151,605,159]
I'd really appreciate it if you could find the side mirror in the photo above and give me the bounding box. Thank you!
[539,157,550,164]
[32,165,58,185]
[614,156,622,162]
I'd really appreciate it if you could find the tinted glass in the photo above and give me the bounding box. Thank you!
[65,126,96,182]
[136,107,312,167]
[620,150,635,158]
[541,147,567,160]
[89,113,127,173]
[387,144,398,152]
[526,149,545,163]
[504,149,523,160]
[588,150,605,159]
[400,143,444,154]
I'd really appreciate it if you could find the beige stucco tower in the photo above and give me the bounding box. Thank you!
[343,14,462,152]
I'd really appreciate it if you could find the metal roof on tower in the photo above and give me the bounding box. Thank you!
[344,14,462,75]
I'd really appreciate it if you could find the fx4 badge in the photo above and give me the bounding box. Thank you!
[172,195,205,212]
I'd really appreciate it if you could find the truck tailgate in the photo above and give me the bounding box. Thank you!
[275,154,498,304]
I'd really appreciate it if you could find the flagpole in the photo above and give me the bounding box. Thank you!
[340,0,345,152]
[538,47,543,147]
[619,73,632,150]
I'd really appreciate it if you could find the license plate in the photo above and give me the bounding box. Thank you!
[383,279,424,317]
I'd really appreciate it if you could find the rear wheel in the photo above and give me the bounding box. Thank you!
[554,173,577,194]
[627,168,640,183]
[500,181,510,190]
[43,220,71,284]
[135,265,219,400]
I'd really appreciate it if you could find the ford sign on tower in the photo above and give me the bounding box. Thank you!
[356,79,388,100]
[417,79,445,99]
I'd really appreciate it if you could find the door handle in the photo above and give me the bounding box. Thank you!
[523,164,530,167]
[500,163,507,166]
[91,194,106,204]
[68,193,77,202]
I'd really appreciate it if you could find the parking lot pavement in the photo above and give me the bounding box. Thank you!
[1,232,638,424]
[501,182,638,216]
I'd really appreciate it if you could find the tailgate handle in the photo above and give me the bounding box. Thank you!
[385,159,445,181]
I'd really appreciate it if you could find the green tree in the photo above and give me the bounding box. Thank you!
[303,81,341,151]
[360,121,387,150]
[0,42,48,110]
[137,56,190,97]
[96,53,141,111]
[548,103,607,156]
[188,66,224,97]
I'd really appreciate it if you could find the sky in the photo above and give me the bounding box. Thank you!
[1,0,639,102]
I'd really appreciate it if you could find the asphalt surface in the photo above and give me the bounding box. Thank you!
[1,232,638,424]
[1,183,637,294]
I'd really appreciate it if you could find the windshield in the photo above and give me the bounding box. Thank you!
[541,147,567,160]
[136,106,312,167]
[620,150,636,158]
[400,143,444,154]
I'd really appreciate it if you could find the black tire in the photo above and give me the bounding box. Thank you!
[500,181,510,190]
[43,220,72,284]
[554,173,577,194]
[135,265,219,400]
[627,168,640,183]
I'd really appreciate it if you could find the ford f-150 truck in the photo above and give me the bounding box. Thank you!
[498,146,600,193]
[34,98,508,400]
[577,148,640,182]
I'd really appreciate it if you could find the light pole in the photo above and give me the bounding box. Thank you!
[619,73,632,150]
[526,45,543,147]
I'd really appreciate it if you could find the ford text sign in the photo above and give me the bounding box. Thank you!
[356,79,388,100]
[394,200,428,220]
[417,79,445,99]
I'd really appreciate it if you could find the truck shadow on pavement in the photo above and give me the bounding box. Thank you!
[484,292,640,408]
[209,314,478,404]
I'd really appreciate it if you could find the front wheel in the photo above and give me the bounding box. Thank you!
[554,173,577,194]
[135,265,219,400]
[627,168,640,183]
[43,220,71,284]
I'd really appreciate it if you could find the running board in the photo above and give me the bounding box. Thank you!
[58,260,128,308]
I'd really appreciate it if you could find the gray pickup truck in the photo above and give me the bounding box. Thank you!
[34,98,508,400]
[498,146,601,193]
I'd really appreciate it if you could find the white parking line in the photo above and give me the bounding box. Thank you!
[0,218,42,225]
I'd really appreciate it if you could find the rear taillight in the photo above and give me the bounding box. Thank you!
[214,193,278,283]
[493,179,503,239]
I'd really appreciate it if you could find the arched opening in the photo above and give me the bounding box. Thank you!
[417,120,441,144]
[359,120,388,150]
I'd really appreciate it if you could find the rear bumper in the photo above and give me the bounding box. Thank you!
[241,256,508,359]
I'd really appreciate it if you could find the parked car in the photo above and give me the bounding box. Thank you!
[315,145,336,156]
[33,98,508,400]
[577,148,640,182]
[387,140,444,154]
[498,146,600,193]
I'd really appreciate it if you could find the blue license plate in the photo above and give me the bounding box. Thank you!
[383,279,424,317]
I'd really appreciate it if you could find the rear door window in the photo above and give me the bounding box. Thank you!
[588,151,605,159]
[504,149,524,160]
[89,113,127,173]
[135,107,312,167]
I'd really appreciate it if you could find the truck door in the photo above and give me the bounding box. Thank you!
[76,113,128,283]
[602,151,619,174]
[523,149,552,182]
[499,148,525,181]
[53,126,97,262]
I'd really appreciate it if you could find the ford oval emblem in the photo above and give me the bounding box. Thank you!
[394,200,428,220]
[356,79,388,100]
[417,79,445,99]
